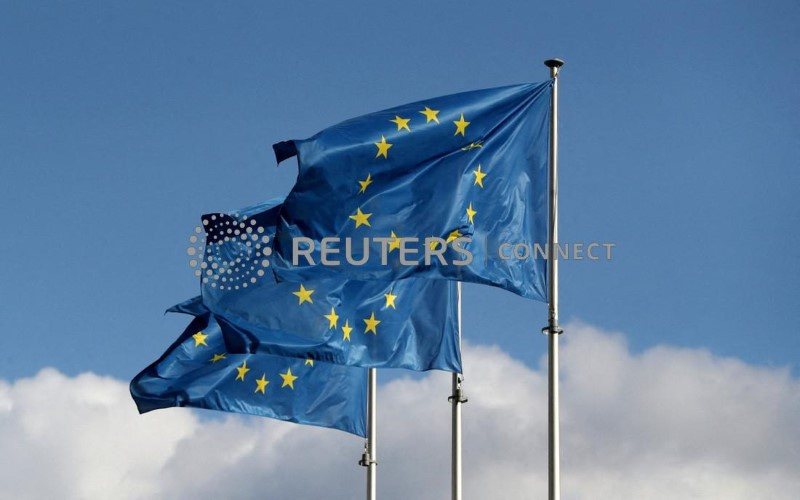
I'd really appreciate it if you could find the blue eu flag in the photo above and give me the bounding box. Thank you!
[270,82,552,301]
[196,199,461,373]
[130,298,367,437]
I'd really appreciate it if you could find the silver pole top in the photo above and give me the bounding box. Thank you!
[544,58,565,69]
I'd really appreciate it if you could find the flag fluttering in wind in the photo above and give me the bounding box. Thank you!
[130,298,368,437]
[270,81,552,301]
[198,198,461,373]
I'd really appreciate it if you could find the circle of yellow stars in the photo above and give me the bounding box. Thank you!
[288,103,485,359]
[350,102,484,247]
[288,282,401,344]
[187,316,315,398]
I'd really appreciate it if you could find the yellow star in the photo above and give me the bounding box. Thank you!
[453,113,470,136]
[363,312,381,335]
[388,230,402,252]
[420,106,440,124]
[192,331,208,347]
[446,229,462,244]
[384,290,397,309]
[305,358,314,367]
[374,135,392,159]
[210,353,227,363]
[461,142,483,151]
[292,284,314,305]
[235,361,250,381]
[280,368,298,389]
[324,307,339,329]
[342,320,353,341]
[466,203,477,224]
[349,208,372,228]
[390,116,411,132]
[358,173,373,193]
[472,164,487,188]
[255,374,269,394]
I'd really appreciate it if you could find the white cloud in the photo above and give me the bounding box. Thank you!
[0,323,798,499]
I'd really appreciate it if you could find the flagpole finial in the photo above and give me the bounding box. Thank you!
[544,58,565,69]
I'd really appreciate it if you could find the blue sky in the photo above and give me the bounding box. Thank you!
[1,0,798,382]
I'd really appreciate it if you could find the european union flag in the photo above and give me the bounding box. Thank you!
[130,298,367,437]
[196,199,461,372]
[270,82,552,301]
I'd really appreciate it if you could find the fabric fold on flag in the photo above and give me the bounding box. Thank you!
[270,81,552,301]
[197,198,461,373]
[130,301,368,437]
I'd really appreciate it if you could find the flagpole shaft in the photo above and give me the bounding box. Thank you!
[544,57,564,500]
[367,368,377,500]
[451,282,464,500]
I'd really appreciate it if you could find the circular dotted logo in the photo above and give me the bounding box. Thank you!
[187,213,272,291]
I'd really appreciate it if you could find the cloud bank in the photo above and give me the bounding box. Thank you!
[1,323,798,499]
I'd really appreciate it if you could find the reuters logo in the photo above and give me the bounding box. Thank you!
[186,213,272,291]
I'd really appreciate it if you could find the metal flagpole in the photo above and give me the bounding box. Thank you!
[449,282,467,500]
[360,368,377,499]
[543,58,564,500]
